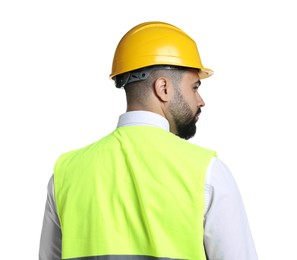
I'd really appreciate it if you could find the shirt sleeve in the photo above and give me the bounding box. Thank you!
[203,157,258,260]
[39,175,62,260]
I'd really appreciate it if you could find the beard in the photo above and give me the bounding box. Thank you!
[169,89,201,140]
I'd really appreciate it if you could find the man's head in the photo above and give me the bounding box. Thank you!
[110,21,212,139]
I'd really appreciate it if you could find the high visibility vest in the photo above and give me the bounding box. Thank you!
[54,126,216,260]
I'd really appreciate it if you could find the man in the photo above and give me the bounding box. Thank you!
[39,21,258,259]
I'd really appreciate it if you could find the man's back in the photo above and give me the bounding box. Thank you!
[54,125,216,259]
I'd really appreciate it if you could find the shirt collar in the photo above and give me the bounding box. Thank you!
[116,111,170,131]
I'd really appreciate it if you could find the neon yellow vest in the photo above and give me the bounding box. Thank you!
[54,126,216,260]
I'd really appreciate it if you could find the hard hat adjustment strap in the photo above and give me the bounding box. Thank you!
[115,65,184,88]
[115,68,151,88]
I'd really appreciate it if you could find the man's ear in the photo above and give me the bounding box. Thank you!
[154,77,172,102]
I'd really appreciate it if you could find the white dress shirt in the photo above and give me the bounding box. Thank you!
[39,111,258,260]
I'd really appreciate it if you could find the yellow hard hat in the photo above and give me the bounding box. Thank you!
[110,21,213,81]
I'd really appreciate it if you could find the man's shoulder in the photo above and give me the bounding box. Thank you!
[54,131,116,165]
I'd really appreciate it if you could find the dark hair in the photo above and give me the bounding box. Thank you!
[123,66,191,106]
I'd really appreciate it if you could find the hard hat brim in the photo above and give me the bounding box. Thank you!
[198,68,214,79]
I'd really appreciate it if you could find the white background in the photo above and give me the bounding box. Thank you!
[1,0,296,259]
